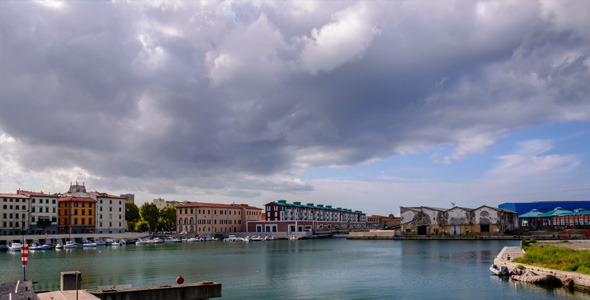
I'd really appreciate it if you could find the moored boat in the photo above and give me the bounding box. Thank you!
[83,240,97,247]
[9,242,22,251]
[64,241,76,249]
[29,243,42,250]
[95,239,107,246]
[0,244,9,251]
[40,244,52,250]
[489,264,511,276]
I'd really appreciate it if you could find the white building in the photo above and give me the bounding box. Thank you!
[93,193,126,234]
[17,190,59,234]
[0,193,30,236]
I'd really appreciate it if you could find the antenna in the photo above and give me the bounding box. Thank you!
[451,202,456,207]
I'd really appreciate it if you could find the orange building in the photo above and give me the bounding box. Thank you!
[58,197,96,234]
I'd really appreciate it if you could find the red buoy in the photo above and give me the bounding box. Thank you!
[176,276,184,284]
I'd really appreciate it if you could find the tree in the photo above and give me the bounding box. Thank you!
[135,221,150,232]
[159,206,177,232]
[126,201,140,223]
[139,203,159,231]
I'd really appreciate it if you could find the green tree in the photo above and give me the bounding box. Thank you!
[125,201,140,223]
[159,206,177,232]
[139,203,159,231]
[135,221,150,232]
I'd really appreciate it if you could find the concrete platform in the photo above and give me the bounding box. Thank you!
[37,290,99,300]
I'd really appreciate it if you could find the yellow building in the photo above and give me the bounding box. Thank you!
[58,197,96,234]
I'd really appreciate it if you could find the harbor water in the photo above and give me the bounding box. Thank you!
[1,239,589,299]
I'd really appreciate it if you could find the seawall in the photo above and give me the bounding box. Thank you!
[494,246,590,291]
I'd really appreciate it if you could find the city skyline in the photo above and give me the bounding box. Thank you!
[1,1,589,215]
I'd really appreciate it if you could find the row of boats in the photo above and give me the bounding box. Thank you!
[1,235,280,251]
[0,239,129,251]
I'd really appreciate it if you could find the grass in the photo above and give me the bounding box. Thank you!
[513,244,590,275]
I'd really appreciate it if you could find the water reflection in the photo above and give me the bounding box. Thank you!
[0,239,588,299]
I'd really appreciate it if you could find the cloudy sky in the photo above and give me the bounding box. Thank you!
[1,0,589,215]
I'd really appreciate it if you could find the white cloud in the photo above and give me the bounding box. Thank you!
[298,2,381,74]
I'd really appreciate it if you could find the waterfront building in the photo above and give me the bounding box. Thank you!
[176,202,262,234]
[0,193,30,236]
[499,200,590,215]
[247,200,367,233]
[17,190,59,235]
[400,205,518,235]
[62,182,126,233]
[519,207,590,229]
[58,196,96,234]
[367,214,400,228]
[153,198,181,210]
[93,193,126,234]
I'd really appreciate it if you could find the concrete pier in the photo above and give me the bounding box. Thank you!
[89,282,221,300]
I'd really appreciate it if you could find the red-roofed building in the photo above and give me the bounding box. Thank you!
[176,202,263,235]
[58,197,96,234]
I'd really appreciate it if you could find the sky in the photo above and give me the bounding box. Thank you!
[1,0,589,216]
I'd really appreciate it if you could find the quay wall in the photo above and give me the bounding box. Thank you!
[0,232,149,244]
[89,282,222,300]
[494,246,590,291]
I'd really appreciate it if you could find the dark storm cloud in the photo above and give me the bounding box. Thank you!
[1,1,589,194]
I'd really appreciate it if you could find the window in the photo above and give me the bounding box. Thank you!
[31,216,35,222]
[74,203,78,207]
[45,207,49,213]
[109,200,112,204]
[32,199,36,203]
[31,207,35,213]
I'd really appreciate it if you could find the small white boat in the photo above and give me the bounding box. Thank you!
[289,235,298,240]
[152,238,164,244]
[186,237,202,242]
[135,238,146,245]
[95,239,107,246]
[164,237,181,243]
[29,243,42,250]
[64,241,76,249]
[82,240,96,247]
[40,244,52,250]
[119,239,127,245]
[55,243,64,249]
[249,236,264,242]
[9,242,22,251]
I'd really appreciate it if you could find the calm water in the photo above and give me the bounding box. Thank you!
[1,239,589,299]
